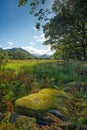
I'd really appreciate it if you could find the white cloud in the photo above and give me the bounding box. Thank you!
[7,41,14,46]
[2,40,55,55]
[3,46,12,49]
[22,45,55,55]
[33,34,46,43]
[0,45,2,48]
[33,36,38,39]
[30,42,36,45]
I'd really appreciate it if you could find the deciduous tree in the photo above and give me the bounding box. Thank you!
[43,0,87,60]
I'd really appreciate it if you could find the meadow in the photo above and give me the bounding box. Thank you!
[0,60,87,130]
[6,60,63,70]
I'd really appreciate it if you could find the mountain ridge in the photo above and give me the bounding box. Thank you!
[0,47,51,59]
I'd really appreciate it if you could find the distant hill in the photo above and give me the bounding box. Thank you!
[0,47,51,60]
[40,54,50,59]
[32,53,50,59]
[0,48,3,51]
[0,48,35,60]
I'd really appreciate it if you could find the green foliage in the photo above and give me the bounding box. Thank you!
[0,50,8,72]
[18,0,28,7]
[43,0,87,60]
[62,87,87,129]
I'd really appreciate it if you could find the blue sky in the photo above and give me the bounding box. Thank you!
[0,0,54,55]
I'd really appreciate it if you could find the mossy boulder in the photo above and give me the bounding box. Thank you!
[15,88,68,117]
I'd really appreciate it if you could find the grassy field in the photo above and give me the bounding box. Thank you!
[0,60,87,130]
[5,60,87,96]
[6,59,64,71]
[6,60,87,83]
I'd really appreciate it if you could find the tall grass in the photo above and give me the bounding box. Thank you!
[6,60,87,84]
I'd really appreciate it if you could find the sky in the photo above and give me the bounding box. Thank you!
[0,0,54,55]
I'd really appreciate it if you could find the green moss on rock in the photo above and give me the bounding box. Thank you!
[15,88,68,116]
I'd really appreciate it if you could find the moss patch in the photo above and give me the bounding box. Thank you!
[15,88,68,116]
[0,112,38,130]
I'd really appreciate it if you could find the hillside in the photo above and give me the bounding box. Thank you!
[0,48,35,60]
[0,48,51,60]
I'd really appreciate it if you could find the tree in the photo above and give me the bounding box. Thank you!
[43,0,87,60]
